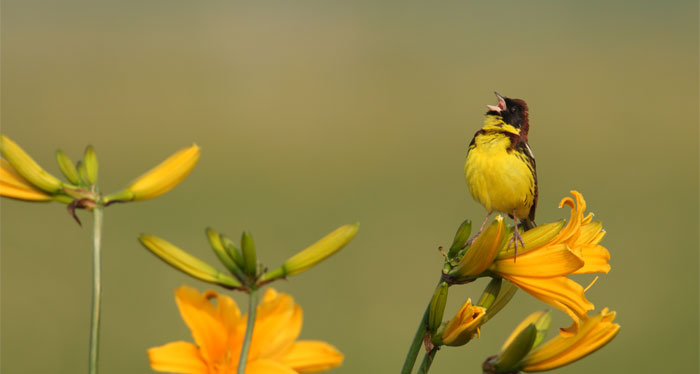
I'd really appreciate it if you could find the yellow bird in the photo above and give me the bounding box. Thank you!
[464,92,538,254]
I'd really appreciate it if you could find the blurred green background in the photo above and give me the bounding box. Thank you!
[1,1,698,373]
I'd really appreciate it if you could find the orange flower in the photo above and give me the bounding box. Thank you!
[489,191,610,322]
[440,299,486,346]
[149,286,344,374]
[520,308,620,372]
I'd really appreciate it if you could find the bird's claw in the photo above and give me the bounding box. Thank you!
[507,230,525,262]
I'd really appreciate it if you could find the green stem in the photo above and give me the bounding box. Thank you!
[417,348,438,374]
[237,289,259,374]
[89,207,103,374]
[401,303,430,374]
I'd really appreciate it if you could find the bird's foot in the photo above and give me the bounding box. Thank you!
[507,230,526,262]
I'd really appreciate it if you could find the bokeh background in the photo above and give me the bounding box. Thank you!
[1,1,698,373]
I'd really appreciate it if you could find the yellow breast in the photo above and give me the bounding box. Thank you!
[464,124,535,219]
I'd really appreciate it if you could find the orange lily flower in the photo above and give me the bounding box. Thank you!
[149,286,344,374]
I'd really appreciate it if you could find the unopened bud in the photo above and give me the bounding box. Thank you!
[428,282,449,332]
[83,145,98,185]
[447,219,471,258]
[139,234,240,288]
[240,231,258,277]
[56,150,80,185]
[0,135,62,193]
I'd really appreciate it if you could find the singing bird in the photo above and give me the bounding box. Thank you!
[464,92,538,254]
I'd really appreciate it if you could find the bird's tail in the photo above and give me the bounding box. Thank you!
[520,218,537,231]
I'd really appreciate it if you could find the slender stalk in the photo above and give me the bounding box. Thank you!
[400,303,430,374]
[237,289,259,374]
[89,207,104,374]
[417,348,438,374]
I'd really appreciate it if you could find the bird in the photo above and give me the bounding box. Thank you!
[464,92,538,256]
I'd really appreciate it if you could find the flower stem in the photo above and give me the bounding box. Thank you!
[237,288,259,374]
[400,303,430,374]
[417,348,438,374]
[89,207,103,374]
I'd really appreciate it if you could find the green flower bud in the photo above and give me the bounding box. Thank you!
[56,150,80,185]
[478,277,502,310]
[495,323,537,372]
[206,228,244,279]
[139,234,241,288]
[261,223,359,281]
[221,234,245,270]
[447,219,471,258]
[240,231,258,277]
[83,145,98,185]
[428,282,449,333]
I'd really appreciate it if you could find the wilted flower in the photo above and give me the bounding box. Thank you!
[149,286,344,374]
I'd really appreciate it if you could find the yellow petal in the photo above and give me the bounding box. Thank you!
[278,341,344,373]
[148,341,208,374]
[573,245,611,274]
[576,222,604,246]
[249,290,302,360]
[492,244,584,277]
[0,181,52,201]
[175,286,230,363]
[441,299,487,346]
[124,144,200,201]
[523,309,620,371]
[0,159,52,201]
[552,191,587,245]
[497,220,566,260]
[504,275,594,322]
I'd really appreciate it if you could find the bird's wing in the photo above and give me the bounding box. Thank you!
[518,141,538,225]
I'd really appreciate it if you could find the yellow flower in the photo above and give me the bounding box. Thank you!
[105,144,200,203]
[440,298,486,346]
[489,191,610,322]
[149,286,344,374]
[0,158,52,201]
[512,309,619,372]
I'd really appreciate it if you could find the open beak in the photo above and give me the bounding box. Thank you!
[487,91,507,113]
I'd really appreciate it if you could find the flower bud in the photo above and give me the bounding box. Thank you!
[447,219,471,258]
[494,311,550,372]
[206,228,244,278]
[495,323,537,372]
[428,282,449,332]
[220,234,245,270]
[0,159,52,201]
[104,144,200,203]
[261,223,359,281]
[240,231,258,277]
[56,150,80,185]
[139,234,240,288]
[82,145,98,185]
[0,135,62,193]
[478,277,502,310]
[449,216,505,279]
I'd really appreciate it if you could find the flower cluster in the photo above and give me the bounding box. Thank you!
[417,191,618,373]
[0,134,200,221]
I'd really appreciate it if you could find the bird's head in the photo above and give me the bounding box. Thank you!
[487,92,530,136]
